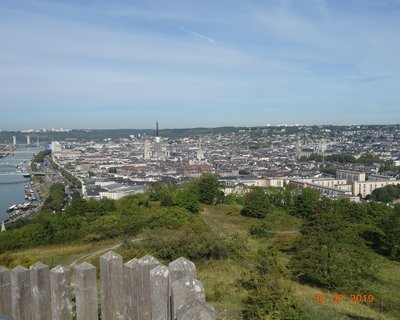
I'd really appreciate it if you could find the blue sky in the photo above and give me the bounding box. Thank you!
[0,0,399,130]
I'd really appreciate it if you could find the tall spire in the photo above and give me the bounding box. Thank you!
[156,121,159,138]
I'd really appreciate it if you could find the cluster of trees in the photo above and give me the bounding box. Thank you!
[290,200,377,293]
[379,162,400,173]
[31,149,51,172]
[60,168,82,188]
[0,195,199,253]
[303,153,383,165]
[369,184,400,203]
[42,183,66,212]
[33,150,51,163]
[239,185,400,296]
[319,165,337,176]
[0,174,225,254]
[147,173,223,213]
[240,187,318,219]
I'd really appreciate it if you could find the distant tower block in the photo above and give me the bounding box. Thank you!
[197,145,205,161]
[36,136,40,147]
[144,139,151,160]
[26,135,30,145]
[12,136,17,146]
[1,221,6,232]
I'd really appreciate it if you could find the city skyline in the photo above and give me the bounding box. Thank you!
[1,0,400,130]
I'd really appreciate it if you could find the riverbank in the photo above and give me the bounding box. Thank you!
[0,146,44,221]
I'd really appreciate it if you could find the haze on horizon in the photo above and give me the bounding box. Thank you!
[0,0,399,130]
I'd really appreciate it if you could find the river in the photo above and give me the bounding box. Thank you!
[0,146,43,221]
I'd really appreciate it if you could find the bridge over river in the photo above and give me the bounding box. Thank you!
[0,171,45,177]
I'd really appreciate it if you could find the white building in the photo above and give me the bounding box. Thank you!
[336,169,366,183]
[51,141,62,158]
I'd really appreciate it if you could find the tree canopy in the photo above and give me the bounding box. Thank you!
[241,187,273,218]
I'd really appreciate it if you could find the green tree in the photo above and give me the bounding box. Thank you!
[241,187,272,218]
[147,181,164,201]
[291,200,377,292]
[270,186,297,214]
[294,188,320,217]
[174,182,200,213]
[381,206,400,260]
[147,181,176,206]
[198,173,223,204]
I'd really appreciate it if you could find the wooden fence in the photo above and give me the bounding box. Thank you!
[0,251,216,320]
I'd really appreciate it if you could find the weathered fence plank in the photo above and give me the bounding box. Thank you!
[150,265,170,320]
[171,276,206,320]
[30,262,51,320]
[11,266,31,320]
[138,255,161,320]
[168,257,197,283]
[75,262,98,320]
[50,265,72,320]
[124,258,140,320]
[100,251,124,320]
[0,266,12,315]
[176,300,216,320]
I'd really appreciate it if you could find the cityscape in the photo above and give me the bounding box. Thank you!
[1,123,400,226]
[1,0,400,319]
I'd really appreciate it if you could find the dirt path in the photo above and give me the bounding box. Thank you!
[69,237,143,268]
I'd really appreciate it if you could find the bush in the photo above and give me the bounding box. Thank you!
[142,223,250,261]
[241,187,272,218]
[249,221,272,239]
[240,249,300,320]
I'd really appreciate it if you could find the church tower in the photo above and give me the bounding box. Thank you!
[154,121,162,159]
[155,121,160,143]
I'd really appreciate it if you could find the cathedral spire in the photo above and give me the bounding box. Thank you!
[156,121,159,138]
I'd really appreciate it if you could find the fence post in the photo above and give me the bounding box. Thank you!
[50,265,72,320]
[100,251,124,320]
[0,266,12,315]
[30,262,51,320]
[176,300,216,320]
[171,276,206,320]
[168,258,197,283]
[124,258,140,320]
[11,266,31,320]
[138,255,161,320]
[75,262,98,320]
[150,265,170,320]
